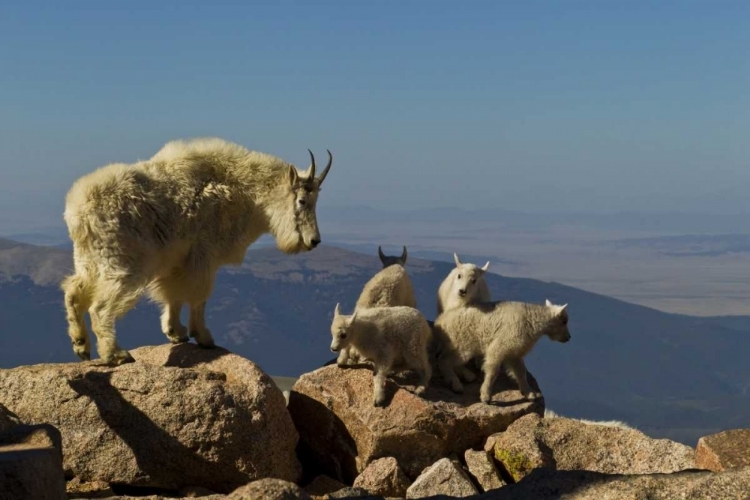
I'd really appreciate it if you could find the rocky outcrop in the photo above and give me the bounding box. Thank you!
[472,467,750,500]
[0,418,66,500]
[304,475,348,496]
[464,449,506,492]
[695,428,750,472]
[288,364,543,481]
[488,413,695,482]
[0,343,301,493]
[406,457,478,498]
[228,478,311,500]
[352,457,411,497]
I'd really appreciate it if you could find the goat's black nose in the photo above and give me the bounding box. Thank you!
[311,238,321,248]
[458,289,466,296]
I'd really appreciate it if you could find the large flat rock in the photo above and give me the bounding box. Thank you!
[0,343,301,493]
[288,364,543,482]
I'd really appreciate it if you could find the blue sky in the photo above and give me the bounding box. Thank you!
[1,1,749,231]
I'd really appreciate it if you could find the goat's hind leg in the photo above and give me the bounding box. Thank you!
[62,274,93,361]
[506,358,539,400]
[89,275,144,365]
[438,350,465,393]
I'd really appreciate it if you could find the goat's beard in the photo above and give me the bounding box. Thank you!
[274,225,307,254]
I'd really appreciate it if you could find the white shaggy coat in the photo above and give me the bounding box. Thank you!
[434,299,571,403]
[61,137,333,364]
[330,304,432,407]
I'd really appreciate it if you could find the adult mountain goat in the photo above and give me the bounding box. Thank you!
[61,137,334,365]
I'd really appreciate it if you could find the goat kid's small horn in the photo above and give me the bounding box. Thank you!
[317,149,333,184]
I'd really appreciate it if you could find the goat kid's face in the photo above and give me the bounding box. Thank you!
[330,303,357,352]
[450,253,489,301]
[544,300,571,343]
[276,150,332,254]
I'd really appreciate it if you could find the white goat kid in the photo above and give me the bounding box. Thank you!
[434,299,571,403]
[336,245,417,367]
[329,303,432,407]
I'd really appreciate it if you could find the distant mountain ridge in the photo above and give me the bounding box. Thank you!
[1,237,749,446]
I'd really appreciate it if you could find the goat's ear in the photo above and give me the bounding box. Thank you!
[349,308,358,324]
[481,261,490,272]
[558,303,568,314]
[334,303,341,317]
[288,166,299,187]
[453,252,461,267]
[545,299,553,307]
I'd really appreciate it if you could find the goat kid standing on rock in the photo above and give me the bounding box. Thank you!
[337,245,417,367]
[329,303,432,407]
[434,299,571,403]
[61,138,334,365]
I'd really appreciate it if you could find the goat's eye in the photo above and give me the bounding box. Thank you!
[298,198,306,206]
[340,333,347,340]
[457,274,462,279]
[471,279,477,284]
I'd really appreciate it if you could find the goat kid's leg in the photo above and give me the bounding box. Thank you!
[506,358,539,400]
[438,351,464,394]
[457,364,477,383]
[480,353,505,404]
[337,346,352,367]
[372,366,390,407]
[161,301,188,344]
[409,350,432,395]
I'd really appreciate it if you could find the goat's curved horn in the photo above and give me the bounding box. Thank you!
[307,149,317,181]
[401,246,408,261]
[317,149,333,184]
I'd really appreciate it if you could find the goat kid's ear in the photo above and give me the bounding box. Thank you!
[545,299,553,307]
[288,166,299,187]
[558,303,568,314]
[481,261,490,272]
[453,252,462,267]
[349,309,358,324]
[334,302,341,317]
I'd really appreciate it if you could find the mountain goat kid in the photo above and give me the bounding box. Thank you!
[433,299,571,403]
[61,137,334,365]
[436,252,491,380]
[436,253,491,314]
[336,246,418,367]
[329,303,432,407]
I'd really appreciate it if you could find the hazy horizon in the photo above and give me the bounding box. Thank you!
[2,1,750,220]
